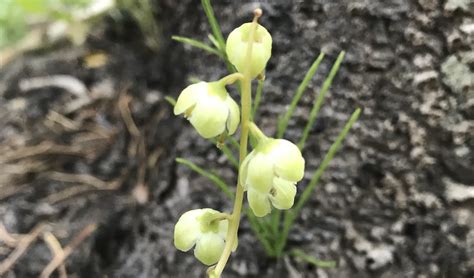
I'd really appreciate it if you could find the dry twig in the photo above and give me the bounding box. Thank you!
[43,232,68,278]
[0,224,19,248]
[40,223,97,278]
[0,223,45,275]
[45,172,108,189]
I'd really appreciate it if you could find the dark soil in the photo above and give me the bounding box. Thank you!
[0,0,473,277]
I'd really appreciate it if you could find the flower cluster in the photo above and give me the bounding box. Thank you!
[172,9,305,276]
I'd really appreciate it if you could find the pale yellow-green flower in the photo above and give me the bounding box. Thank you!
[240,139,305,217]
[226,23,272,78]
[174,81,240,138]
[174,208,236,265]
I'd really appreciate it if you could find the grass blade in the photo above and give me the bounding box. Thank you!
[176,157,233,199]
[271,209,281,237]
[276,108,361,255]
[172,35,222,58]
[201,0,238,74]
[164,96,176,106]
[251,77,265,120]
[296,107,360,212]
[277,53,325,138]
[219,143,239,169]
[298,51,345,149]
[246,209,276,256]
[201,0,226,53]
[208,34,221,50]
[290,249,336,268]
[227,136,239,151]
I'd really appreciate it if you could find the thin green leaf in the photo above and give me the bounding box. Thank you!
[298,51,345,149]
[201,0,237,74]
[227,136,240,151]
[276,108,361,255]
[176,157,233,199]
[172,35,222,58]
[208,34,220,51]
[290,249,336,268]
[271,209,281,237]
[251,77,265,120]
[188,76,202,84]
[209,138,239,168]
[220,143,239,169]
[201,0,226,54]
[164,96,176,106]
[277,53,325,138]
[246,209,276,256]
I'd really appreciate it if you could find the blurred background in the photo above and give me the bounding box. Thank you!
[0,0,473,277]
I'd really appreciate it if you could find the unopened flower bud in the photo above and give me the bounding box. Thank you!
[226,23,272,78]
[174,81,240,138]
[240,139,305,217]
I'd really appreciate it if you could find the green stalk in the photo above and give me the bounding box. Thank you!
[201,0,226,52]
[211,10,262,278]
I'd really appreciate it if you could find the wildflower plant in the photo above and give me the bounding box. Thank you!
[170,1,361,277]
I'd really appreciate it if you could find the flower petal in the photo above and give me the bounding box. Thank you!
[246,152,273,193]
[174,82,207,115]
[269,177,297,210]
[225,95,240,135]
[248,188,271,217]
[239,151,255,191]
[189,94,228,138]
[194,233,225,265]
[272,139,305,182]
[174,209,203,251]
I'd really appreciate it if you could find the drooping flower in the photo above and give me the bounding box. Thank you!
[240,138,305,217]
[174,81,240,139]
[226,22,272,78]
[174,208,236,265]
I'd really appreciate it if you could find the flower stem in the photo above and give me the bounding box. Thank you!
[249,122,268,143]
[218,73,244,86]
[211,9,262,278]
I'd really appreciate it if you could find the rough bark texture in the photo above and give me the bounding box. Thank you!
[0,0,473,277]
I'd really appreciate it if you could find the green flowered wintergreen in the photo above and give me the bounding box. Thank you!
[240,124,305,217]
[174,208,235,265]
[171,4,357,276]
[226,22,272,78]
[174,79,240,139]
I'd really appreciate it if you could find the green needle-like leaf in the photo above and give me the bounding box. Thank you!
[276,108,361,255]
[208,34,221,50]
[246,209,275,256]
[201,0,226,53]
[176,157,233,199]
[164,96,176,106]
[219,143,239,169]
[277,53,325,138]
[298,51,345,149]
[172,35,222,58]
[252,77,265,120]
[290,249,336,268]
